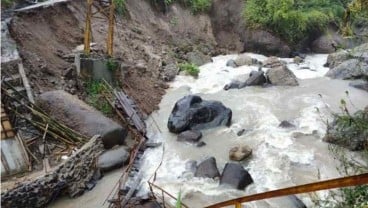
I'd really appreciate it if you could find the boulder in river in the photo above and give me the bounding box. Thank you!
[349,80,368,92]
[36,90,128,149]
[263,56,286,68]
[279,120,296,128]
[224,70,267,90]
[325,59,368,80]
[177,130,202,143]
[97,145,130,171]
[266,65,299,86]
[195,157,220,179]
[167,95,232,133]
[226,59,237,68]
[229,145,252,161]
[234,54,256,66]
[220,163,253,190]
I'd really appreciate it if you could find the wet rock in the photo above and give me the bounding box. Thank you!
[234,54,254,66]
[37,90,127,149]
[226,59,237,68]
[325,50,350,68]
[167,95,232,133]
[266,65,299,86]
[263,56,285,68]
[293,56,303,64]
[245,70,267,86]
[279,120,296,128]
[224,80,242,90]
[326,59,368,80]
[97,146,130,171]
[186,51,211,66]
[349,80,368,92]
[161,63,179,81]
[195,157,220,179]
[229,145,252,161]
[325,43,368,69]
[288,195,307,208]
[237,129,246,136]
[220,163,253,190]
[196,141,207,147]
[177,130,202,143]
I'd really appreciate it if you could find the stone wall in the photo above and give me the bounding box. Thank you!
[1,136,104,208]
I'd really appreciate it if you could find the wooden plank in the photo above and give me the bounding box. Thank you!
[115,90,146,135]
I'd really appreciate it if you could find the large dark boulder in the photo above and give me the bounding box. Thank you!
[311,29,344,53]
[266,65,299,86]
[220,163,253,190]
[167,95,232,133]
[37,90,127,149]
[194,157,220,179]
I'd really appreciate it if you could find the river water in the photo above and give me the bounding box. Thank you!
[137,53,368,208]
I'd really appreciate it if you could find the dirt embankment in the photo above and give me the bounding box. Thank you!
[9,0,222,114]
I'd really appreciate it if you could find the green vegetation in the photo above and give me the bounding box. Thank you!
[114,0,126,14]
[106,58,118,71]
[152,0,212,13]
[176,190,182,208]
[179,62,200,77]
[85,80,113,117]
[243,0,346,43]
[314,96,368,208]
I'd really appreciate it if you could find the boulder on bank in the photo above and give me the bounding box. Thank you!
[194,157,220,179]
[243,29,291,57]
[186,51,211,66]
[220,163,253,190]
[266,65,299,86]
[36,90,127,149]
[229,145,252,161]
[97,145,130,171]
[177,130,202,143]
[167,95,232,133]
[326,59,368,80]
[311,31,344,53]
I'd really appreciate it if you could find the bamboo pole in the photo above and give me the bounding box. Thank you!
[84,0,93,55]
[107,0,115,56]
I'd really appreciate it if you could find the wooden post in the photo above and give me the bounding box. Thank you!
[107,0,115,57]
[84,0,93,55]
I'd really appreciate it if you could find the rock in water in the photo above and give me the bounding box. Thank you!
[279,120,296,128]
[226,59,237,68]
[167,95,232,133]
[326,59,368,80]
[263,56,285,68]
[177,130,202,143]
[234,54,254,66]
[36,90,127,149]
[194,157,220,179]
[220,163,253,190]
[245,70,267,86]
[349,80,368,92]
[266,65,299,86]
[97,145,130,171]
[229,145,252,161]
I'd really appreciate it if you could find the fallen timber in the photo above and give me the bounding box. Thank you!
[102,80,182,207]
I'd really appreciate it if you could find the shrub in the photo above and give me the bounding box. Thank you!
[85,80,113,116]
[179,62,200,77]
[243,0,345,43]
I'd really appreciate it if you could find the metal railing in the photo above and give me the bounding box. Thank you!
[206,173,368,208]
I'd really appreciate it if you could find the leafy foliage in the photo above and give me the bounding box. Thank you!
[85,80,113,117]
[179,62,200,77]
[243,0,345,43]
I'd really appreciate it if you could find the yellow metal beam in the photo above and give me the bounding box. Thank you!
[84,0,93,55]
[107,0,115,57]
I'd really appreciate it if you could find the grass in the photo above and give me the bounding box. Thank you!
[179,62,200,77]
[85,80,113,117]
[152,0,212,13]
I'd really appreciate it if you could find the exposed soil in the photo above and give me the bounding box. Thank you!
[8,0,221,114]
